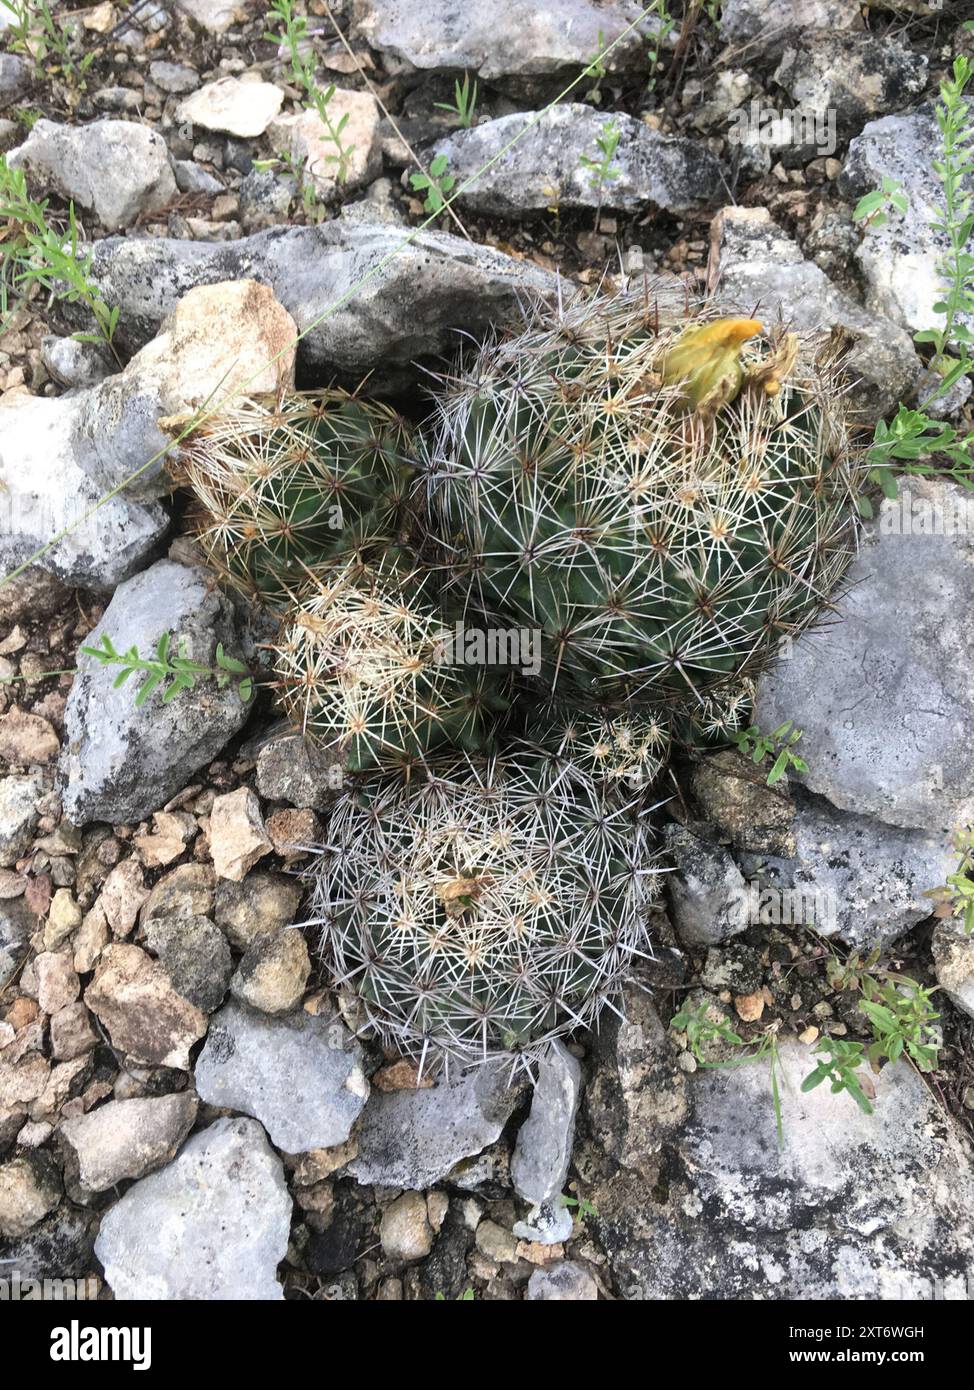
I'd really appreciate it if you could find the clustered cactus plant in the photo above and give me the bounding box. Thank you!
[171,283,861,1071]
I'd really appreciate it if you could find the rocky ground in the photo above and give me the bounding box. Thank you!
[1,0,974,1302]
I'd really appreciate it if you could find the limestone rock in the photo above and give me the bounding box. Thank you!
[194,1000,368,1152]
[85,944,208,1070]
[94,1116,291,1299]
[59,1092,197,1193]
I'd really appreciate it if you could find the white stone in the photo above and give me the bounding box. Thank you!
[94,1117,291,1299]
[268,91,381,197]
[178,77,284,139]
[8,119,176,231]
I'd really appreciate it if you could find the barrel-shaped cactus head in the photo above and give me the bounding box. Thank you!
[420,285,860,714]
[270,559,510,773]
[537,707,671,791]
[303,752,662,1071]
[170,390,416,606]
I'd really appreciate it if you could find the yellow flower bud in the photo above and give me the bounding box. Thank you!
[660,317,763,416]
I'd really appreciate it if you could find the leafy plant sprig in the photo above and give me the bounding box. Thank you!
[818,944,943,1103]
[644,0,675,92]
[265,0,356,186]
[583,29,609,104]
[863,51,974,503]
[859,975,940,1072]
[579,118,621,229]
[853,175,908,231]
[410,153,456,214]
[732,720,807,786]
[252,151,324,223]
[0,157,119,354]
[0,0,96,90]
[801,1038,874,1115]
[81,633,254,706]
[434,73,478,128]
[825,944,881,993]
[559,1192,598,1225]
[915,56,974,379]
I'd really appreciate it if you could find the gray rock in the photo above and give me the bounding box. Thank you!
[511,1041,581,1206]
[148,62,199,95]
[526,1260,598,1300]
[59,1092,197,1193]
[93,87,143,116]
[194,1001,369,1153]
[932,920,974,1021]
[177,0,240,31]
[0,118,20,155]
[60,561,250,825]
[352,0,660,80]
[214,871,303,952]
[0,393,168,593]
[40,335,114,389]
[512,1197,574,1245]
[720,0,862,49]
[229,928,310,1015]
[0,896,32,985]
[94,1116,291,1300]
[0,1152,61,1238]
[144,914,233,1014]
[710,205,922,421]
[172,159,223,195]
[116,0,170,46]
[349,1066,524,1189]
[0,772,44,867]
[774,33,928,137]
[839,111,971,337]
[8,119,177,231]
[0,54,29,109]
[3,277,294,586]
[736,791,955,949]
[255,731,343,810]
[591,1040,974,1299]
[0,1203,98,1284]
[755,477,974,833]
[576,990,688,1185]
[663,823,748,947]
[70,222,556,386]
[429,105,726,216]
[239,168,294,232]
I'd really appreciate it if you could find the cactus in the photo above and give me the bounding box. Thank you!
[420,285,860,714]
[533,704,671,792]
[270,558,511,773]
[169,390,416,606]
[303,750,662,1070]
